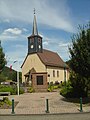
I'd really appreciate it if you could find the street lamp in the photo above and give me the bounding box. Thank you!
[64,64,66,85]
[7,57,20,96]
[17,68,19,96]
[13,61,19,96]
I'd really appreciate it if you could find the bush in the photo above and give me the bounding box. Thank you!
[3,97,11,105]
[27,87,34,93]
[0,85,24,95]
[47,84,54,92]
[19,87,24,94]
[60,81,73,98]
[0,97,11,107]
[53,85,58,89]
[0,85,14,94]
[47,88,52,92]
[60,80,88,98]
[47,83,61,92]
[58,81,66,88]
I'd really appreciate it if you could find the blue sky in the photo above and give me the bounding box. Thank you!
[0,0,90,71]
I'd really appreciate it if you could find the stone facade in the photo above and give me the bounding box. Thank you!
[31,72,48,92]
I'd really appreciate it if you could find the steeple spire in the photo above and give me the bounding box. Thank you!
[32,8,38,35]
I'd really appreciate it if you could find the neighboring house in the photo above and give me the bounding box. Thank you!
[21,12,69,92]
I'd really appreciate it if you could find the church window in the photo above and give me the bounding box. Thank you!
[30,38,34,43]
[57,71,59,77]
[38,38,41,43]
[53,70,55,77]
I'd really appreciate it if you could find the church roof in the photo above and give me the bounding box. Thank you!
[21,49,68,68]
[24,68,36,76]
[37,49,68,68]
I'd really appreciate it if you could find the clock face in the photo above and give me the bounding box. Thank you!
[39,45,41,49]
[31,45,34,49]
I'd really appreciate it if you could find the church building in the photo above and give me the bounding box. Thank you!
[21,12,69,92]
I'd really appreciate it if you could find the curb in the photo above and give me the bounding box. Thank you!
[0,112,90,116]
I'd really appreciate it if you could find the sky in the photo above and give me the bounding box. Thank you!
[0,0,90,71]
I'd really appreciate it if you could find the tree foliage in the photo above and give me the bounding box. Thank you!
[0,41,6,73]
[69,23,90,97]
[69,25,90,78]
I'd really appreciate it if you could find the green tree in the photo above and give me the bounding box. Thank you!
[0,41,7,73]
[69,23,90,97]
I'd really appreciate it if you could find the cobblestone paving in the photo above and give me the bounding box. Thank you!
[0,92,90,114]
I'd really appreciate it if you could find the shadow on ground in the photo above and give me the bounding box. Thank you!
[61,96,90,104]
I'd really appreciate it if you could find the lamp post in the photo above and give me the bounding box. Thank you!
[64,64,66,85]
[8,59,20,96]
[17,68,19,96]
[13,61,19,96]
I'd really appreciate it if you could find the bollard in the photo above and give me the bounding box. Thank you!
[11,98,15,114]
[45,99,49,113]
[80,97,83,112]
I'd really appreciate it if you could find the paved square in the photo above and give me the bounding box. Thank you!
[0,92,90,114]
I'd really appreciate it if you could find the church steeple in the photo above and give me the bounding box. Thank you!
[32,9,38,35]
[28,9,43,54]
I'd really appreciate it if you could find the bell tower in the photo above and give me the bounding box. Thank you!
[28,9,43,54]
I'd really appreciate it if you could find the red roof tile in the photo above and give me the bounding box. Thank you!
[37,49,68,68]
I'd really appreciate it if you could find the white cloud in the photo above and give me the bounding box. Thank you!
[59,42,70,47]
[3,28,22,35]
[0,27,28,42]
[22,28,28,32]
[0,0,74,33]
[43,41,49,45]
